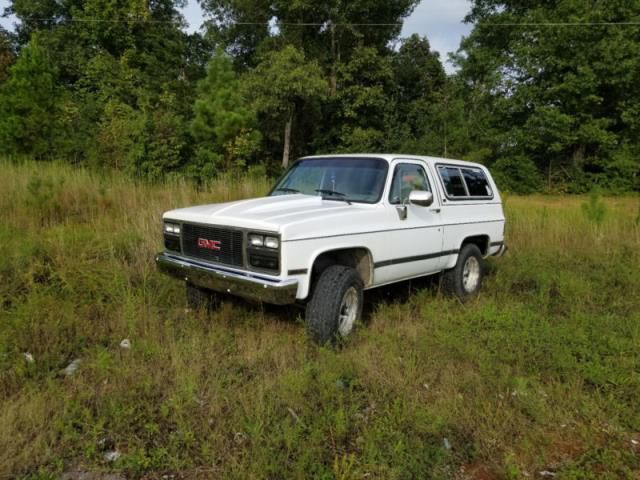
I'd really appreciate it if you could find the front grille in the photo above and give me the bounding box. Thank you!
[182,224,243,267]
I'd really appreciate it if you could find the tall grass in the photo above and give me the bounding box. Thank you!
[1,161,639,479]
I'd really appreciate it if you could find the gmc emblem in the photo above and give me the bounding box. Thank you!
[197,238,221,250]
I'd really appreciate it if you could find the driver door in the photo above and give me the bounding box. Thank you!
[380,160,444,282]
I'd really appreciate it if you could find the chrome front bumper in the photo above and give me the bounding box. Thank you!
[155,252,298,305]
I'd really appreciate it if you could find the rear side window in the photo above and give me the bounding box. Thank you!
[438,167,467,197]
[461,168,493,197]
[437,165,493,199]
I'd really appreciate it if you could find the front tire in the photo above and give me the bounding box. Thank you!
[441,244,485,300]
[305,266,363,345]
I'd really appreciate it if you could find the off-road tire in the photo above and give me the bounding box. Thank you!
[186,283,221,312]
[305,265,363,345]
[441,243,485,301]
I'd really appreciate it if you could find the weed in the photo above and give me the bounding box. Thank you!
[581,188,607,225]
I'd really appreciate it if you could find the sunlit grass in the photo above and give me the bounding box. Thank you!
[1,160,639,478]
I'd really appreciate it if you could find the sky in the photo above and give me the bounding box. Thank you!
[0,0,472,73]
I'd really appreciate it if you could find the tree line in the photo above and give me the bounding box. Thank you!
[0,0,638,193]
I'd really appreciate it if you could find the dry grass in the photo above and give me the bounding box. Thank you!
[0,160,639,479]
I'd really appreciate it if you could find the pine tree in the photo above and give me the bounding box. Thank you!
[0,34,61,158]
[191,53,260,177]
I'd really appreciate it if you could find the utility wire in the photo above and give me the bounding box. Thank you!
[485,22,640,26]
[13,17,640,27]
[234,22,403,26]
[14,17,404,26]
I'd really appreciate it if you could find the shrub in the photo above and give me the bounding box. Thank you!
[581,188,607,225]
[491,155,543,194]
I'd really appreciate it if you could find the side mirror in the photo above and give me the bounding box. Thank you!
[408,190,434,207]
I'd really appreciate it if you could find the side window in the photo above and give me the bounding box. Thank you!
[389,163,431,204]
[461,168,493,197]
[438,166,467,197]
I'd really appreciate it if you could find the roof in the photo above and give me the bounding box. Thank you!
[299,153,487,169]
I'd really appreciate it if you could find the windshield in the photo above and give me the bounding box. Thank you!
[270,157,388,204]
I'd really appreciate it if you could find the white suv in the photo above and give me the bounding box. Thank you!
[157,154,506,343]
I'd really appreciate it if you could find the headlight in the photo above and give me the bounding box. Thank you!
[264,236,279,249]
[249,234,264,247]
[164,222,181,234]
[248,233,279,249]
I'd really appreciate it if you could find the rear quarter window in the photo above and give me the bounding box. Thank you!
[438,167,467,197]
[461,168,493,197]
[437,164,494,199]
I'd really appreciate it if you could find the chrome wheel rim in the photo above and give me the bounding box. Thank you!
[462,256,480,293]
[338,286,359,337]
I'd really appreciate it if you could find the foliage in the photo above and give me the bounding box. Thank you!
[492,155,544,194]
[333,46,394,152]
[0,34,61,158]
[3,0,205,176]
[0,27,15,82]
[456,0,640,192]
[94,99,145,170]
[243,45,326,166]
[391,34,447,153]
[191,53,260,175]
[130,93,191,180]
[0,0,639,191]
[581,188,607,225]
[201,0,419,68]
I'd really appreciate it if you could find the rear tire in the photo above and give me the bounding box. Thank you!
[441,244,485,301]
[186,283,222,312]
[305,265,363,345]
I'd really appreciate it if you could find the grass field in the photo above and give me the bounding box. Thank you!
[1,160,639,479]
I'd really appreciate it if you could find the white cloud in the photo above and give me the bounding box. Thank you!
[182,0,204,33]
[0,0,16,32]
[401,0,473,73]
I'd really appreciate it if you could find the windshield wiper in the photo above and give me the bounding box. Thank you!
[274,187,300,194]
[315,189,352,205]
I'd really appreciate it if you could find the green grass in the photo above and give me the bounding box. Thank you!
[1,160,639,479]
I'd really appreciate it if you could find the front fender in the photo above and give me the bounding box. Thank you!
[284,240,375,300]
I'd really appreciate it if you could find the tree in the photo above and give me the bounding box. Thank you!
[390,35,447,154]
[333,46,395,152]
[94,98,144,170]
[457,0,640,191]
[130,92,190,180]
[0,27,15,83]
[191,53,260,175]
[244,45,326,168]
[0,34,61,158]
[5,0,204,169]
[393,35,445,106]
[200,0,420,86]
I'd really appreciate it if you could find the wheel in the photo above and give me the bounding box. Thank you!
[441,243,485,300]
[305,265,363,345]
[186,283,221,312]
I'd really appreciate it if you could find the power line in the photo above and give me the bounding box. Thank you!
[13,16,640,27]
[485,22,640,26]
[21,16,186,24]
[14,17,404,27]
[235,22,403,26]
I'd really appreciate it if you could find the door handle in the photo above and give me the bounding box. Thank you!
[430,208,441,213]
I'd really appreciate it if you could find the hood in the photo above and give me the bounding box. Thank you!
[163,194,361,234]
